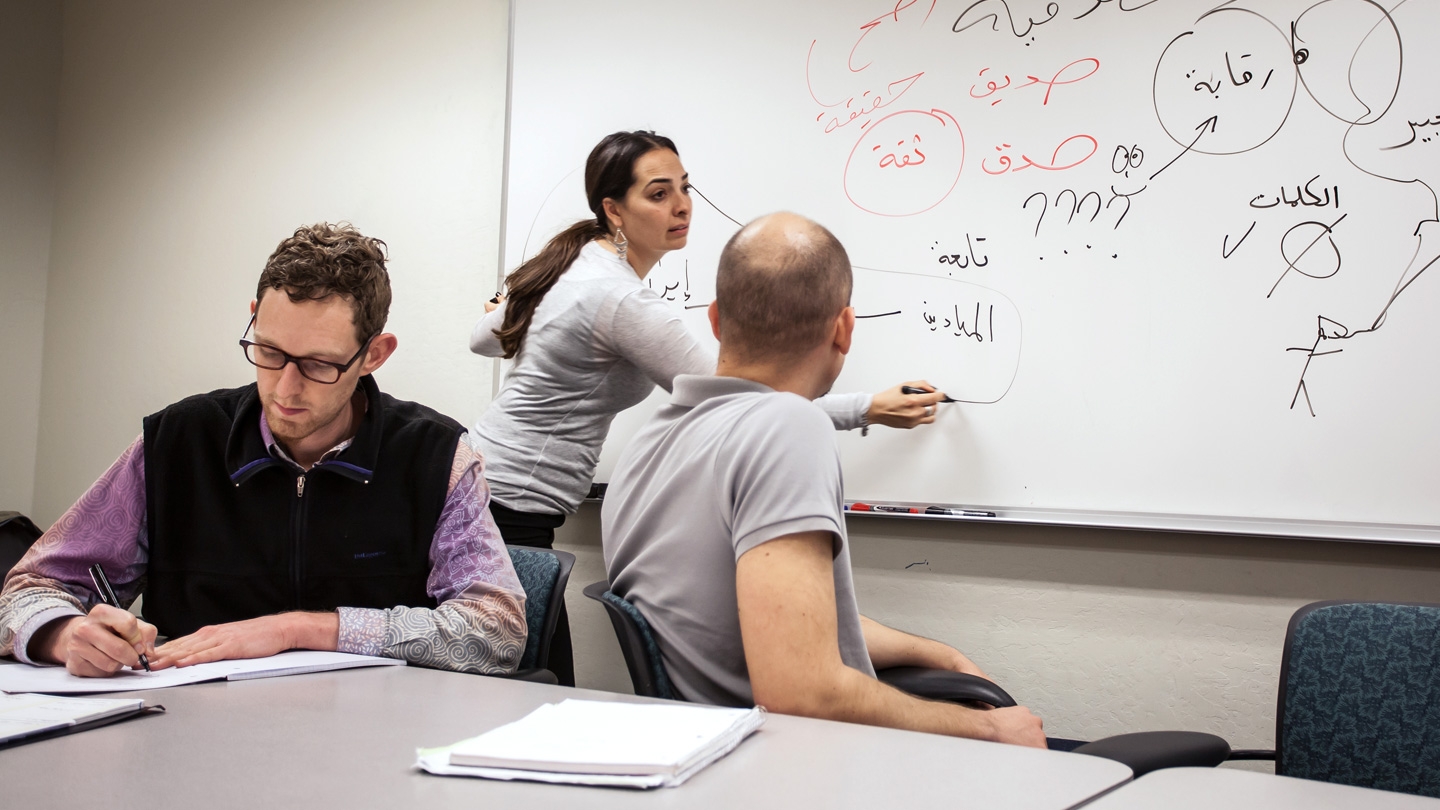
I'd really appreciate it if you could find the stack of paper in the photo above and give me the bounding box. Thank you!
[0,693,146,745]
[416,698,766,788]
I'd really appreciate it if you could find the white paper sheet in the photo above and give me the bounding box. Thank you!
[0,650,404,694]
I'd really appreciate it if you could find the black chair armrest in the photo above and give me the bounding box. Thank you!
[1073,731,1231,777]
[498,668,560,685]
[876,666,1018,708]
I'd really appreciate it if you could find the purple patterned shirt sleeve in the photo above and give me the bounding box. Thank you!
[336,438,527,674]
[0,436,148,664]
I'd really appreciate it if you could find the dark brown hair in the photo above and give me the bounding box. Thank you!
[715,213,853,363]
[494,130,679,358]
[256,222,391,345]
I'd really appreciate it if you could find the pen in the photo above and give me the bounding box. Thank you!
[88,563,151,672]
[901,385,957,403]
[872,505,920,514]
[924,506,997,518]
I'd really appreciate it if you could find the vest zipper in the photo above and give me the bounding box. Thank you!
[292,471,307,608]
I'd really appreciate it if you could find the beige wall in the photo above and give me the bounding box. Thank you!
[31,0,508,525]
[12,0,1440,761]
[0,0,62,516]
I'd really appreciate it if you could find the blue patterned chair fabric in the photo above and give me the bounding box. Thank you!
[1279,601,1440,798]
[601,589,676,701]
[506,547,560,671]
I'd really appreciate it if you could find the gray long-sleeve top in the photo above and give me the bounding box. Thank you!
[470,242,869,515]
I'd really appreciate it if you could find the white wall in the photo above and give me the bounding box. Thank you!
[0,0,62,516]
[558,506,1440,754]
[32,0,508,525]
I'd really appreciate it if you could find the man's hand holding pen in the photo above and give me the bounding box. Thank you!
[29,604,160,678]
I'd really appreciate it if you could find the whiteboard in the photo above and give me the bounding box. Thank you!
[503,0,1440,541]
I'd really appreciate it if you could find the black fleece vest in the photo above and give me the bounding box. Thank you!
[141,376,460,639]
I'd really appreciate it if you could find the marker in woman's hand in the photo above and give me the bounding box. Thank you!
[901,385,957,403]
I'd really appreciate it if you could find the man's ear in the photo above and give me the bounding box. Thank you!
[708,300,722,340]
[833,307,855,356]
[250,298,258,316]
[361,333,398,375]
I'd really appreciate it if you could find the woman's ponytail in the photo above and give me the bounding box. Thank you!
[492,130,678,357]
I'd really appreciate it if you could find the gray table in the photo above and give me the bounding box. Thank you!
[0,665,1130,809]
[1084,767,1440,810]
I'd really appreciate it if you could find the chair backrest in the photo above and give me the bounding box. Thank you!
[0,512,43,579]
[581,581,676,700]
[1277,600,1440,798]
[505,546,576,672]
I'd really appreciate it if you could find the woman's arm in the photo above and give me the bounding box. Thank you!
[605,289,717,390]
[469,299,507,358]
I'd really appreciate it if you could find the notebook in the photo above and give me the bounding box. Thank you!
[0,693,149,745]
[417,699,766,789]
[0,651,405,694]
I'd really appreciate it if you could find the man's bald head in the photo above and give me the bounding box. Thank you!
[715,212,853,364]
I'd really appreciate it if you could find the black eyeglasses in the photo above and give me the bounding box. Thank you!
[238,314,375,385]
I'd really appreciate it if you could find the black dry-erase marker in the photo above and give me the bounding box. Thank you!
[88,563,151,672]
[901,385,957,403]
[925,506,997,517]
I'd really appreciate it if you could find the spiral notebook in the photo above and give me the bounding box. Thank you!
[0,693,154,746]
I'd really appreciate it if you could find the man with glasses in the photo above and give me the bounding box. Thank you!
[0,223,528,677]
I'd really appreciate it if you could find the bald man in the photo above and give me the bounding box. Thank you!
[601,212,1046,747]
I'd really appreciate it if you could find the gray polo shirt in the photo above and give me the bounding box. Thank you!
[602,374,875,707]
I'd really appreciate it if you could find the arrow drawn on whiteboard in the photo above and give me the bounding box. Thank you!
[1148,115,1217,180]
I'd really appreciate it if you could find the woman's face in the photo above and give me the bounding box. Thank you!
[603,148,691,273]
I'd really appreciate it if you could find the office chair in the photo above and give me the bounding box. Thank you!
[0,511,43,578]
[582,580,1229,774]
[504,546,576,684]
[1223,600,1440,798]
[583,580,1017,706]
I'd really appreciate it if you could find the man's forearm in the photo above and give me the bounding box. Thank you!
[281,611,340,651]
[860,615,984,676]
[25,614,82,665]
[337,592,525,674]
[759,661,1002,741]
[0,583,86,664]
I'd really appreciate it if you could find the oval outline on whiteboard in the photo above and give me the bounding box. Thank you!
[852,263,1023,404]
[844,108,966,218]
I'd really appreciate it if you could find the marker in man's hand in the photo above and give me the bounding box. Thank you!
[901,385,957,403]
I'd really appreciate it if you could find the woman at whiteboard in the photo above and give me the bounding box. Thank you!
[469,131,943,682]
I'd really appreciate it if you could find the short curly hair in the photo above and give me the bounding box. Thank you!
[256,223,391,344]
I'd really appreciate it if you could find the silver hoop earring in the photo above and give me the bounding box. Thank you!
[611,228,628,262]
